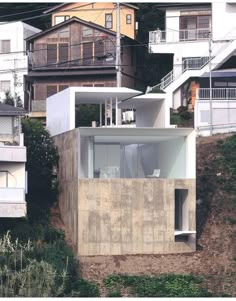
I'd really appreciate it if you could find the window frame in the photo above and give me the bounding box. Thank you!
[105,13,113,29]
[54,15,70,25]
[126,14,132,24]
[0,40,10,54]
[0,80,11,92]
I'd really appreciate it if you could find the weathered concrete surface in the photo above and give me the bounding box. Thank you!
[54,130,196,256]
[78,179,196,256]
[54,129,79,254]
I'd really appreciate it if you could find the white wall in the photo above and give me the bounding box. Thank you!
[47,88,75,136]
[0,162,26,188]
[157,138,186,179]
[195,98,236,136]
[0,22,40,105]
[136,100,166,128]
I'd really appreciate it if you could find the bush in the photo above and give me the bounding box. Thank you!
[177,105,188,114]
[180,110,192,120]
[104,274,212,297]
[71,278,100,297]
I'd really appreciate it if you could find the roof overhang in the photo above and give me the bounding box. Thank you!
[119,93,165,109]
[72,87,142,105]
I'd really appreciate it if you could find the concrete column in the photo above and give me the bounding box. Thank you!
[88,136,94,178]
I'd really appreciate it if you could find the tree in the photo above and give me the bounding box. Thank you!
[22,119,58,223]
[4,91,15,106]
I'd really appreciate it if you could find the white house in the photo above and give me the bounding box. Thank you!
[46,87,196,257]
[0,22,40,107]
[0,103,27,217]
[148,1,236,135]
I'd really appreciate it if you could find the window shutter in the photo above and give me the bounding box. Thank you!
[47,85,57,97]
[58,84,69,92]
[82,42,93,64]
[47,44,57,65]
[59,43,69,65]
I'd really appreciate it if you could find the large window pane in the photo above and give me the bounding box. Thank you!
[47,44,57,65]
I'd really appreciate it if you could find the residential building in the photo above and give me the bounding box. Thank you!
[0,22,41,107]
[0,103,27,217]
[25,17,138,120]
[148,1,236,135]
[44,2,138,40]
[46,86,196,256]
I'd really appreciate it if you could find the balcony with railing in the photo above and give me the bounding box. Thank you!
[197,88,236,100]
[149,28,210,44]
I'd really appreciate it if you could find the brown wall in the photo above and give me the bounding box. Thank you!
[33,77,116,101]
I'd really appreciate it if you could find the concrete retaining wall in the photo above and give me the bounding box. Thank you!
[78,179,196,256]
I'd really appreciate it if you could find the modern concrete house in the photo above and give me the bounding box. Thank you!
[0,103,27,217]
[47,87,196,256]
[148,1,236,135]
[0,21,40,108]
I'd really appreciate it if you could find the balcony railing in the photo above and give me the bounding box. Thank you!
[149,28,210,44]
[197,88,236,100]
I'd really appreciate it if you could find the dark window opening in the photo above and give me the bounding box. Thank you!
[175,189,188,231]
[47,44,57,65]
[47,85,57,98]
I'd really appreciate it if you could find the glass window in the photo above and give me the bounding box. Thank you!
[54,16,70,25]
[105,13,112,29]
[0,40,10,53]
[126,14,132,24]
[214,81,227,87]
[0,81,10,92]
[58,84,69,92]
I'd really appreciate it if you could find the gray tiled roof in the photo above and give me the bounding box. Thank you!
[0,103,25,116]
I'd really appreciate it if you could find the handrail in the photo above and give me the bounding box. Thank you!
[197,88,236,100]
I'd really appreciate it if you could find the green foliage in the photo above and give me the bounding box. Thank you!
[22,119,58,222]
[104,274,212,297]
[107,289,122,297]
[71,278,101,297]
[216,134,236,194]
[4,91,14,106]
[75,104,100,127]
[180,110,192,120]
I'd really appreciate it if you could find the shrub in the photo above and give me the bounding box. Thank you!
[177,105,188,114]
[104,274,212,297]
[71,278,100,297]
[180,110,192,120]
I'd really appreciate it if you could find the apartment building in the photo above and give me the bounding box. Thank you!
[0,103,27,217]
[0,22,40,107]
[149,1,236,135]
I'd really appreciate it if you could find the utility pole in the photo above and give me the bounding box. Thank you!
[115,2,122,125]
[209,31,213,136]
[116,2,121,87]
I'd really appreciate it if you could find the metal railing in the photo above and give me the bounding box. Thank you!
[197,88,236,100]
[149,28,210,44]
[182,57,209,71]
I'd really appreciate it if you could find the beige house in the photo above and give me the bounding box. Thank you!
[44,2,138,40]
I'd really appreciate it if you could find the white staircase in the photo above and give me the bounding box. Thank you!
[152,39,236,97]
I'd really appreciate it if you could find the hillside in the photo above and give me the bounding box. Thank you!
[51,133,236,297]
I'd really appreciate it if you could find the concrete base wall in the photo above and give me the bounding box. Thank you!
[78,179,196,256]
[54,130,196,257]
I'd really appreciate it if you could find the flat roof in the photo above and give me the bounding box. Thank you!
[78,127,194,138]
[72,87,143,105]
[119,93,165,109]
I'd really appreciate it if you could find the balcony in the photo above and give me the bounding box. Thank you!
[197,88,236,100]
[0,187,26,217]
[149,28,210,44]
[0,144,26,162]
[0,187,25,203]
